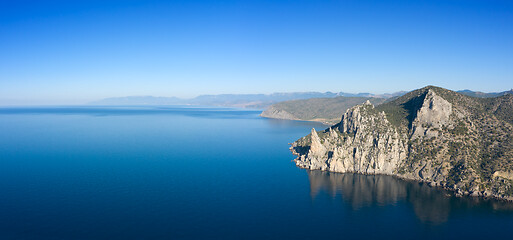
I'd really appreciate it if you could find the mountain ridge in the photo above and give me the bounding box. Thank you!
[260,88,512,124]
[89,91,406,108]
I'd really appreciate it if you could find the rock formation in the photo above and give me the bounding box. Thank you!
[291,86,513,200]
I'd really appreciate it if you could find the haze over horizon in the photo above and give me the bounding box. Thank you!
[1,0,512,105]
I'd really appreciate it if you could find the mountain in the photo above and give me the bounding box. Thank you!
[89,91,406,109]
[291,86,513,200]
[338,91,407,99]
[261,97,387,124]
[260,91,407,124]
[186,92,342,108]
[90,92,341,108]
[89,96,183,105]
[458,89,513,98]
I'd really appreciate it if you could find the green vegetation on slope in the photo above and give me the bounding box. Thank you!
[261,96,386,124]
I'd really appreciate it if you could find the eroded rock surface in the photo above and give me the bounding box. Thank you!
[291,86,513,200]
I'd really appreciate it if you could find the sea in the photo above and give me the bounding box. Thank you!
[0,106,512,239]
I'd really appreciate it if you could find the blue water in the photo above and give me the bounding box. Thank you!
[0,106,512,239]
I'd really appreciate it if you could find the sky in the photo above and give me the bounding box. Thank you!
[0,0,512,104]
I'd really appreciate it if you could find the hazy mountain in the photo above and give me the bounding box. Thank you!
[338,91,407,99]
[90,96,183,105]
[90,91,405,108]
[185,92,338,108]
[457,89,513,98]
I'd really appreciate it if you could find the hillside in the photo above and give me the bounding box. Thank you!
[261,97,386,124]
[291,86,513,200]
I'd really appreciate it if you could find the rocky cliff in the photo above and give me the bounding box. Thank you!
[291,86,513,200]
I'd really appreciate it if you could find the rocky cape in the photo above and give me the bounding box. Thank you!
[291,86,513,200]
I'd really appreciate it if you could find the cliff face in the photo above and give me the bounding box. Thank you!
[294,100,407,175]
[291,86,513,200]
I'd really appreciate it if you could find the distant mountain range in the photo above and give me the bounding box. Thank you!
[90,89,511,109]
[456,89,513,98]
[90,91,406,108]
[89,96,183,105]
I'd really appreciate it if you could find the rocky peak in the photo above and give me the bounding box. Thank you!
[339,100,384,134]
[309,128,325,153]
[411,89,453,138]
[363,100,374,107]
[328,127,339,138]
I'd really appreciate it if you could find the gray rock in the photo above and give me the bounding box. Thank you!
[290,86,513,201]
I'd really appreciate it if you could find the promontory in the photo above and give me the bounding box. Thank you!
[291,86,513,200]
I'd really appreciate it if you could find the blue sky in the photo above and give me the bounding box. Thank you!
[0,0,512,104]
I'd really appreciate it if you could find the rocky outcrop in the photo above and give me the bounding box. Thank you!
[411,89,452,139]
[493,171,513,181]
[291,86,513,201]
[295,100,407,175]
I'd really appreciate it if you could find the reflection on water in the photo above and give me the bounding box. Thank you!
[264,118,328,129]
[307,170,513,224]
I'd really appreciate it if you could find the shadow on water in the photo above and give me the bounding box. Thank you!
[307,170,513,224]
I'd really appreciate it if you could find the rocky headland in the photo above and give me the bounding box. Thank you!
[291,86,513,200]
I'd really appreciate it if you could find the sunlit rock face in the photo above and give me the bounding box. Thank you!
[291,86,513,200]
[293,100,407,175]
[411,89,452,139]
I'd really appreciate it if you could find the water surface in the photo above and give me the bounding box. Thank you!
[0,106,512,239]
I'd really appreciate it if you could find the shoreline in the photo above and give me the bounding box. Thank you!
[291,146,513,202]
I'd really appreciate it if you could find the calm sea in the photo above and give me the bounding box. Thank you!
[0,106,512,239]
